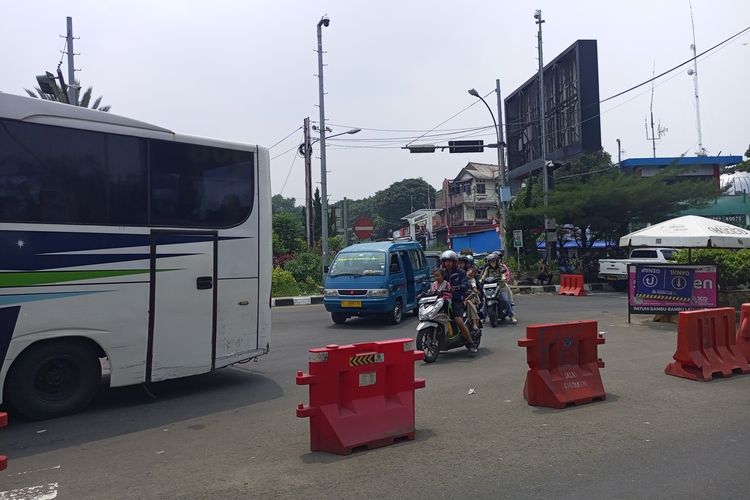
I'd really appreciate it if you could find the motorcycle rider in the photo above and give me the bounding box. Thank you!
[481,252,518,324]
[440,250,477,353]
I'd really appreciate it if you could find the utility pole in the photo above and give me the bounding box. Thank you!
[689,1,706,156]
[65,16,78,105]
[616,138,622,167]
[303,117,313,249]
[342,197,349,246]
[495,78,509,253]
[535,9,551,264]
[317,15,330,280]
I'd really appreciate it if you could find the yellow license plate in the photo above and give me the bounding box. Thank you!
[341,300,362,308]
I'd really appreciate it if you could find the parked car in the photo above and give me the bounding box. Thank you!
[598,247,677,291]
[324,240,431,324]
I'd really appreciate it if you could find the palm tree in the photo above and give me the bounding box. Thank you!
[25,75,111,112]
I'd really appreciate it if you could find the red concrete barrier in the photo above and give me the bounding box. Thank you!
[296,338,425,455]
[737,304,750,363]
[559,274,586,296]
[518,320,605,408]
[0,411,7,471]
[665,307,750,381]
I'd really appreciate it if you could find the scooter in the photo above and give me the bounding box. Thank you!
[415,294,481,363]
[482,276,512,327]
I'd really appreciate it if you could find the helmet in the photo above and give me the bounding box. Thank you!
[497,249,505,258]
[460,254,474,265]
[487,252,498,262]
[440,250,458,262]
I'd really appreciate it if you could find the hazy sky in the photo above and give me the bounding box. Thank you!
[2,1,749,205]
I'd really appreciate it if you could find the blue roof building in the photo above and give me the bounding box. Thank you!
[619,155,742,187]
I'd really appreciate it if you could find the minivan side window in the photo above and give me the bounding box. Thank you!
[390,253,401,273]
[409,249,425,270]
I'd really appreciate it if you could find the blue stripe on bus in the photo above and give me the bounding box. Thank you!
[0,291,109,307]
[0,230,245,271]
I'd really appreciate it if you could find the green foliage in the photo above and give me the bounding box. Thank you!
[673,249,750,289]
[733,145,750,173]
[272,194,303,217]
[272,267,301,297]
[371,178,437,238]
[328,235,344,254]
[514,164,720,249]
[25,78,111,111]
[284,252,322,286]
[272,213,304,255]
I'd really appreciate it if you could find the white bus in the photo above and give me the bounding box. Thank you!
[0,92,272,419]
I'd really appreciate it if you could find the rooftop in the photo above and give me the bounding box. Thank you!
[619,155,742,169]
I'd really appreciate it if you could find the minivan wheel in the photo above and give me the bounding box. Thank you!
[388,299,403,325]
[331,313,348,324]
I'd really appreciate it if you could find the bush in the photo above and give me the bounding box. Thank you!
[673,249,750,289]
[284,252,322,286]
[272,267,301,297]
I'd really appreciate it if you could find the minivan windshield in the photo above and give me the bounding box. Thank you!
[329,251,386,277]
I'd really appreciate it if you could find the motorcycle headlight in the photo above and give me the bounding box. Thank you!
[324,289,338,297]
[484,287,496,298]
[420,302,440,320]
[368,289,389,297]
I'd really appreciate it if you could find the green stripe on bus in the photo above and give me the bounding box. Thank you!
[0,270,151,287]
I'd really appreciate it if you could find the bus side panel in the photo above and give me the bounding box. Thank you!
[0,282,150,395]
[256,147,272,353]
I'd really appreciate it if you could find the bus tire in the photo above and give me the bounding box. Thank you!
[6,339,102,420]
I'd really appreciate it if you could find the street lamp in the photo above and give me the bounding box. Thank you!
[317,14,331,281]
[467,85,509,253]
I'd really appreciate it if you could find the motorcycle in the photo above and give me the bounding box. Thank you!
[482,276,512,327]
[415,293,481,363]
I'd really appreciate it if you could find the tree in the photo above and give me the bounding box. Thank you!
[516,167,721,249]
[733,144,750,173]
[272,213,303,255]
[272,194,301,215]
[371,178,437,238]
[25,77,111,112]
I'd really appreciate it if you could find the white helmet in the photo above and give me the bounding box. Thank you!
[440,250,458,262]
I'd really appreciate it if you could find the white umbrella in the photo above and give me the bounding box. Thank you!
[619,215,750,248]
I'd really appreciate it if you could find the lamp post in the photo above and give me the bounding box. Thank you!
[468,86,508,252]
[317,14,330,281]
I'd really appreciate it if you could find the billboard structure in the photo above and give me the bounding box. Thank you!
[505,39,602,182]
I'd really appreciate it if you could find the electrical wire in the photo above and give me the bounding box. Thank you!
[270,142,300,160]
[405,89,494,146]
[268,126,302,150]
[278,137,302,195]
[600,25,750,103]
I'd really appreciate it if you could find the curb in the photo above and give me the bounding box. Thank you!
[272,296,324,307]
[272,284,614,307]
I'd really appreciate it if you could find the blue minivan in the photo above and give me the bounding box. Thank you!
[323,240,431,324]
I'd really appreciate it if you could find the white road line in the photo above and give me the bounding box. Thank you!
[0,483,58,500]
[5,465,61,478]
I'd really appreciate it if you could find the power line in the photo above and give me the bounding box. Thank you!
[279,138,302,195]
[268,126,302,150]
[601,25,750,103]
[405,89,494,146]
[270,142,300,160]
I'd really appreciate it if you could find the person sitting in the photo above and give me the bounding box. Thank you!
[429,267,452,300]
[440,250,477,353]
[465,267,481,332]
[497,274,518,324]
[537,260,553,285]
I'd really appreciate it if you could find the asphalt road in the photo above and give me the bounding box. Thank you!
[2,293,750,499]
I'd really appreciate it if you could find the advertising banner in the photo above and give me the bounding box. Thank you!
[628,264,718,314]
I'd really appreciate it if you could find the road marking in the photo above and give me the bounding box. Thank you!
[0,483,58,500]
[5,465,61,478]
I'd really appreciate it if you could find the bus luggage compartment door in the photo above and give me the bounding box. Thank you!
[148,232,216,382]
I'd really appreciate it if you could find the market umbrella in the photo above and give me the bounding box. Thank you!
[619,215,750,249]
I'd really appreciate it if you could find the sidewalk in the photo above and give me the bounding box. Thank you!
[271,283,614,307]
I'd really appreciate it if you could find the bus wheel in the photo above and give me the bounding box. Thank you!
[6,340,102,420]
